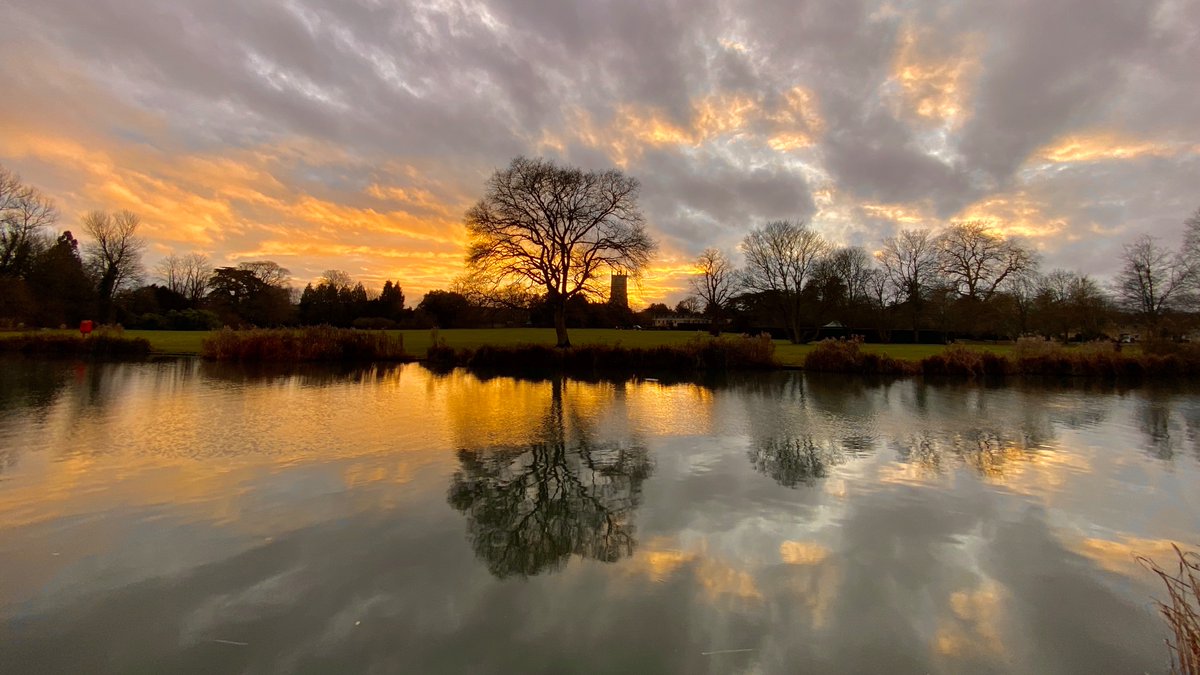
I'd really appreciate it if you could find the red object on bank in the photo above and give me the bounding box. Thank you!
[80,320,94,336]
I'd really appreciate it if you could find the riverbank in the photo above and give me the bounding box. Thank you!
[3,328,1015,367]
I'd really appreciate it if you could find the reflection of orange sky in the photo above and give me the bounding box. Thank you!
[934,578,1006,658]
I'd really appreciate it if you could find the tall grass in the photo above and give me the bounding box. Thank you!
[803,336,1200,380]
[426,333,776,375]
[1140,545,1200,674]
[200,327,408,362]
[0,332,151,358]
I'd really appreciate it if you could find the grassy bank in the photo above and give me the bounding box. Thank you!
[2,327,1021,366]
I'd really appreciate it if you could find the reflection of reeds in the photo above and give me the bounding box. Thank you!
[1139,545,1200,674]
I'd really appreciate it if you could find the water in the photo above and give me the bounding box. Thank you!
[1,359,1197,674]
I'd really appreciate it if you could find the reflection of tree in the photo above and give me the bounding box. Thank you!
[749,436,844,488]
[447,379,652,578]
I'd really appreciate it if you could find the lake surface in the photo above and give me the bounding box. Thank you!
[1,359,1197,674]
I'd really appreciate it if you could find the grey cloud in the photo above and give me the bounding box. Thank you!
[1,0,1197,285]
[956,0,1161,185]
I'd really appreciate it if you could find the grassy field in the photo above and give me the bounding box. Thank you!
[5,328,1023,367]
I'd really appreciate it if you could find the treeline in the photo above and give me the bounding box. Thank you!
[3,161,1198,342]
[679,215,1200,343]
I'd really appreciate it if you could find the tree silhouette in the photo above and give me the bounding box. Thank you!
[464,156,656,347]
[447,379,653,578]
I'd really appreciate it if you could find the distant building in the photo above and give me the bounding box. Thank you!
[609,274,628,308]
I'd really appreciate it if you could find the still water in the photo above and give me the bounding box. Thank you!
[1,359,1197,674]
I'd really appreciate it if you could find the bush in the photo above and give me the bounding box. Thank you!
[0,332,151,358]
[200,327,408,362]
[803,337,918,376]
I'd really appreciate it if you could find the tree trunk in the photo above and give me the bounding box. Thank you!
[553,303,571,348]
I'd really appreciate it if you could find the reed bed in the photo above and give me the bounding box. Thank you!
[200,327,408,362]
[1140,545,1200,674]
[0,333,151,358]
[803,336,1200,380]
[425,333,776,375]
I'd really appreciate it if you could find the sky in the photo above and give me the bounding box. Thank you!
[1,0,1198,306]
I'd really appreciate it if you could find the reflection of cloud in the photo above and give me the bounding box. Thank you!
[779,540,830,565]
[934,579,1006,657]
[1074,535,1182,576]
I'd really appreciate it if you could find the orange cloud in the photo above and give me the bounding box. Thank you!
[953,193,1069,240]
[891,24,980,128]
[861,200,936,225]
[1032,131,1190,164]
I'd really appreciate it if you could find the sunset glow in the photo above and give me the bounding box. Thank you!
[2,0,1197,303]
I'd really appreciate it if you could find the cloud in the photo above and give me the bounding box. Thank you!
[1,0,1197,302]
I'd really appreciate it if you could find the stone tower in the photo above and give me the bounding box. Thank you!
[609,274,628,308]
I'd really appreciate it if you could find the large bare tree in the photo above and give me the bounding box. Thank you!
[936,221,1036,300]
[740,219,830,343]
[82,209,146,319]
[1115,234,1193,330]
[465,156,656,347]
[688,247,737,335]
[876,228,940,340]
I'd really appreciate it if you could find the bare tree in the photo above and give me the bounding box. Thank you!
[465,156,656,347]
[1184,207,1200,293]
[157,251,211,302]
[876,228,940,340]
[1034,269,1109,340]
[82,209,146,319]
[1115,234,1193,330]
[821,246,876,304]
[179,253,212,302]
[937,221,1036,300]
[740,220,831,343]
[688,247,737,335]
[0,167,57,276]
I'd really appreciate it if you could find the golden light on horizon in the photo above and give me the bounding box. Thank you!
[953,193,1069,240]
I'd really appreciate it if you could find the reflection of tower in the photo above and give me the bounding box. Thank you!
[609,274,628,308]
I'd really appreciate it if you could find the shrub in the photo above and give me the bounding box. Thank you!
[200,327,408,362]
[803,337,918,376]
